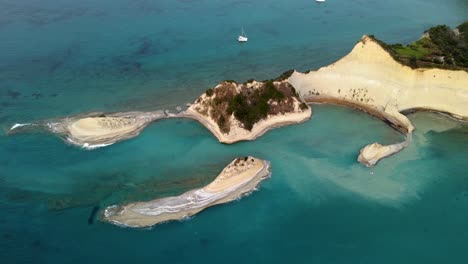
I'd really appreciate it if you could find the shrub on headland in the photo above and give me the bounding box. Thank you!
[203,72,308,132]
[457,22,468,42]
[299,102,308,111]
[205,88,214,97]
[223,81,289,131]
[369,21,468,70]
[274,69,295,81]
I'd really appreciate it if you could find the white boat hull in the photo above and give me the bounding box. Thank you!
[238,36,248,42]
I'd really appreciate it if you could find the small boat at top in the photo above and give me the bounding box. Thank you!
[315,0,326,2]
[238,27,248,42]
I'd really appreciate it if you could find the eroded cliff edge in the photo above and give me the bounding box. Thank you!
[289,35,468,166]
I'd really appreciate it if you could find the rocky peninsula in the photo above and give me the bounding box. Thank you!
[8,79,311,147]
[102,157,271,228]
[7,23,467,166]
[289,23,468,166]
[184,79,311,143]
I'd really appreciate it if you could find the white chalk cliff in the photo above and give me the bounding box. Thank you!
[289,35,468,166]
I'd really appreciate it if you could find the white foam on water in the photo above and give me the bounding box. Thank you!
[66,137,114,150]
[178,215,194,222]
[104,205,117,218]
[45,122,62,132]
[82,142,114,150]
[10,123,32,130]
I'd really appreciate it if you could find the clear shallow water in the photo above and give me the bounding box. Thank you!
[0,0,466,124]
[1,106,468,264]
[0,0,467,263]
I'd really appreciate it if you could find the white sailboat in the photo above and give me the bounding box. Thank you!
[316,0,326,2]
[238,27,248,42]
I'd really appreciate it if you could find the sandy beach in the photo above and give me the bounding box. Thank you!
[68,117,140,141]
[102,157,271,228]
[41,111,168,149]
[289,35,468,166]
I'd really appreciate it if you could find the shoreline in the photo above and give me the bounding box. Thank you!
[182,79,312,144]
[304,97,410,134]
[7,108,312,150]
[6,35,467,166]
[7,102,311,149]
[102,157,271,228]
[289,35,467,166]
[304,97,413,167]
[182,107,311,144]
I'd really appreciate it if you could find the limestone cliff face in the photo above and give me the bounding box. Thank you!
[290,35,468,123]
[289,35,468,166]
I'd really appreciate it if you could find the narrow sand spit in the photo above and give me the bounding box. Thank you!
[289,35,468,166]
[102,157,271,228]
[8,80,311,147]
[7,105,310,148]
[8,111,168,149]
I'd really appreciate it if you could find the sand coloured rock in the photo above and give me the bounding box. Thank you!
[289,35,468,166]
[102,157,271,228]
[185,80,311,143]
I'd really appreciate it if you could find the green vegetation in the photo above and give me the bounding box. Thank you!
[205,88,214,97]
[204,76,308,132]
[243,69,295,84]
[369,21,468,70]
[389,39,431,59]
[457,22,468,42]
[274,69,295,81]
[428,25,467,66]
[227,81,285,130]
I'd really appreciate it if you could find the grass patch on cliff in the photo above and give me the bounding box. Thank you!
[370,21,468,70]
[390,39,431,59]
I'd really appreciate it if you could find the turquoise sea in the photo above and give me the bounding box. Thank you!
[0,0,467,263]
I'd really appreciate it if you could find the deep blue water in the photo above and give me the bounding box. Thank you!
[0,0,467,263]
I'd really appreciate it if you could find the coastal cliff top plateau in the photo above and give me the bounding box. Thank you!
[370,22,468,70]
